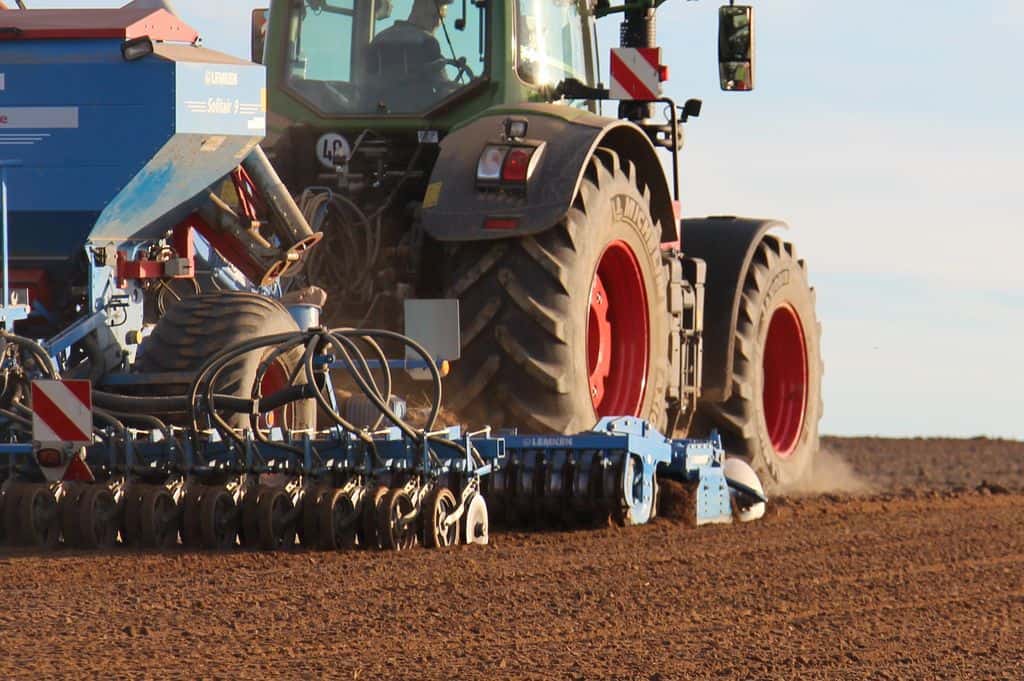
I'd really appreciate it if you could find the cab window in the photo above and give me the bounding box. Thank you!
[284,0,486,115]
[517,0,593,87]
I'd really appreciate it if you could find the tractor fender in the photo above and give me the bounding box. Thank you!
[682,216,788,403]
[421,103,677,244]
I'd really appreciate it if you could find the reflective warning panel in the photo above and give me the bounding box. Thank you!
[31,380,92,446]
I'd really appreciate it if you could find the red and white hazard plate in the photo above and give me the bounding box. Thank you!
[609,47,664,101]
[31,379,93,445]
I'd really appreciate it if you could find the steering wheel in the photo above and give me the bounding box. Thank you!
[439,57,476,84]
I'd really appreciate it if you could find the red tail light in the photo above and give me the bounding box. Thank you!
[502,148,534,182]
[476,144,545,187]
[36,448,63,468]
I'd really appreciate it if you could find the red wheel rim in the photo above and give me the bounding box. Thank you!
[587,240,649,417]
[762,304,808,457]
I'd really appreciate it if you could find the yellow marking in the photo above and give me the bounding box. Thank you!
[423,181,443,209]
[260,88,267,112]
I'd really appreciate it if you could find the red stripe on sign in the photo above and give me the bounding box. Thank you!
[32,384,91,442]
[637,47,661,72]
[63,379,92,410]
[611,51,657,100]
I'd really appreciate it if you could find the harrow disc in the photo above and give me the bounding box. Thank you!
[423,487,459,549]
[361,485,389,550]
[139,487,179,549]
[463,494,489,546]
[77,485,119,550]
[257,487,296,551]
[318,488,358,550]
[377,488,417,551]
[200,488,239,550]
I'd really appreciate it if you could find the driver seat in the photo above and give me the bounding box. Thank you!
[361,31,444,113]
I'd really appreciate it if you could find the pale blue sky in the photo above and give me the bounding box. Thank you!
[28,1,1024,438]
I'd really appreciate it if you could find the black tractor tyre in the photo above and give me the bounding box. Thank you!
[695,234,823,489]
[444,148,669,434]
[136,292,314,430]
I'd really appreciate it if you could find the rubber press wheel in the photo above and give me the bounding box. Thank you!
[444,147,670,434]
[695,234,823,488]
[180,486,206,549]
[15,484,61,549]
[258,488,297,551]
[200,488,239,550]
[361,485,390,550]
[423,487,459,549]
[77,485,119,550]
[139,487,179,549]
[319,488,359,550]
[377,488,417,551]
[60,483,88,548]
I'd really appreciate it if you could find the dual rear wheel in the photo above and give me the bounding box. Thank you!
[445,148,822,488]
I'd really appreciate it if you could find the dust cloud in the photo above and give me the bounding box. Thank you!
[780,447,874,497]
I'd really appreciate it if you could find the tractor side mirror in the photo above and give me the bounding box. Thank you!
[718,5,755,91]
[251,8,269,64]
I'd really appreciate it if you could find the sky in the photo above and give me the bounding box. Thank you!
[24,1,1024,439]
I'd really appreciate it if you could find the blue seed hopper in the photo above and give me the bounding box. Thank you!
[0,7,265,258]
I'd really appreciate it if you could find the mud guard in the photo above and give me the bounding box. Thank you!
[421,103,677,244]
[682,216,787,403]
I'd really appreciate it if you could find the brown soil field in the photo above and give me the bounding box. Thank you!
[1,437,1022,680]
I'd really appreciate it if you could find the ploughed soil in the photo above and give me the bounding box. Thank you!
[2,437,1023,680]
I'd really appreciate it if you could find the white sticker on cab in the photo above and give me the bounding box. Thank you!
[0,74,5,91]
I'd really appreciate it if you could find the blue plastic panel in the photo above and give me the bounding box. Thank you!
[0,38,264,254]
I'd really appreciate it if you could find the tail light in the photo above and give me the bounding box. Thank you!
[36,448,64,468]
[476,143,545,188]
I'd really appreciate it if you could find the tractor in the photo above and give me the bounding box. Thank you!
[0,0,791,550]
[255,0,822,487]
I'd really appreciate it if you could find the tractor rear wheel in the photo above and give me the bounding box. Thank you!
[136,292,313,430]
[444,148,669,433]
[696,234,823,488]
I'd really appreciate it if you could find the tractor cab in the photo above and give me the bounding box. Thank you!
[260,0,599,129]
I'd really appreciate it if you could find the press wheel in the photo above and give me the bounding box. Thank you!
[77,485,119,550]
[59,483,87,548]
[300,485,329,548]
[139,486,179,549]
[17,484,61,549]
[360,485,389,550]
[180,486,205,548]
[377,487,417,551]
[257,487,296,550]
[120,485,145,547]
[463,494,489,546]
[319,488,358,550]
[200,487,238,550]
[423,487,459,549]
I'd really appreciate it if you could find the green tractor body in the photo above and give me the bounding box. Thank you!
[257,0,821,488]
